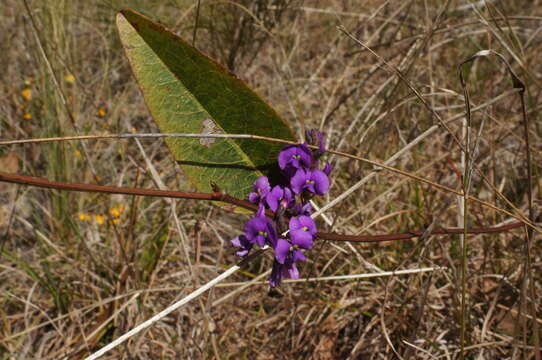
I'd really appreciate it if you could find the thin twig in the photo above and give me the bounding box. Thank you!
[216,266,442,286]
[192,0,201,46]
[458,49,540,360]
[2,132,538,231]
[83,265,241,360]
[520,80,541,360]
[0,171,526,244]
[458,58,472,360]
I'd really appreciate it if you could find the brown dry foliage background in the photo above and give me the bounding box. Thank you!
[0,0,541,359]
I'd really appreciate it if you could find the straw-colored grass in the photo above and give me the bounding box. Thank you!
[1,0,540,359]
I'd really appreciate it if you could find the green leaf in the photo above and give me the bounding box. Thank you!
[116,9,295,202]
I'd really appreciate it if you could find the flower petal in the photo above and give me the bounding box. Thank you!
[292,249,307,262]
[323,161,332,176]
[291,229,314,249]
[311,169,330,195]
[231,236,242,248]
[298,144,313,168]
[299,215,316,235]
[275,239,291,264]
[231,235,252,257]
[266,185,283,212]
[289,216,301,232]
[278,146,296,170]
[290,169,308,194]
[285,263,299,280]
[254,176,270,195]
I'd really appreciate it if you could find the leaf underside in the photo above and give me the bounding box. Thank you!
[116,9,295,202]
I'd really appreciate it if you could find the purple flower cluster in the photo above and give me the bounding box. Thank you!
[231,130,332,287]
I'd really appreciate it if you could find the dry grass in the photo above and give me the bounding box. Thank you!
[1,0,541,359]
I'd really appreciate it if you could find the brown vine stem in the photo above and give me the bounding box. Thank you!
[0,171,525,244]
[0,132,539,233]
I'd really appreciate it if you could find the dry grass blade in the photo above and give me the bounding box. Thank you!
[2,1,541,358]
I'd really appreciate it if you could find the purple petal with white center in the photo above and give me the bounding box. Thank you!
[245,216,275,247]
[299,216,316,235]
[277,147,293,170]
[278,145,313,171]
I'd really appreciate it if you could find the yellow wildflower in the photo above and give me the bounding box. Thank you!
[78,213,91,221]
[23,113,32,120]
[97,107,107,117]
[112,218,120,225]
[21,88,32,101]
[64,74,75,83]
[94,215,106,225]
[109,204,125,218]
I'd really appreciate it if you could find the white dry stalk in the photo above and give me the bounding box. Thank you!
[217,267,441,286]
[84,140,439,358]
[312,123,440,221]
[83,266,240,360]
[134,139,195,275]
[79,115,503,359]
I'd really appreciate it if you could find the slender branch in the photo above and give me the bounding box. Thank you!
[1,132,538,231]
[0,171,525,244]
[459,59,472,360]
[317,222,523,243]
[520,78,541,360]
[0,133,280,146]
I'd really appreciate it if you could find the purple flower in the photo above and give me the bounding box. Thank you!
[244,215,277,248]
[269,239,308,287]
[266,185,294,212]
[292,202,312,216]
[305,129,326,154]
[278,144,312,174]
[269,257,302,288]
[291,169,330,195]
[289,216,316,249]
[317,131,326,153]
[275,238,308,264]
[323,161,332,176]
[248,176,271,204]
[231,235,253,257]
